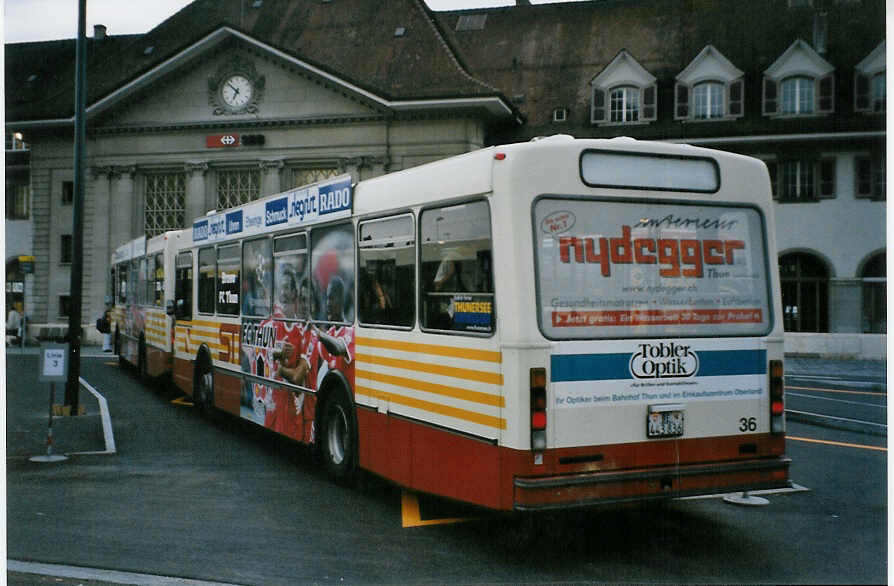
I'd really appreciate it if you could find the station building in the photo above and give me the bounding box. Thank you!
[4,0,886,357]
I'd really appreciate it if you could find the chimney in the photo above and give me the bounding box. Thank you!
[94,24,107,40]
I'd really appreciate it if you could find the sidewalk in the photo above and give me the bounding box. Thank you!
[6,348,112,459]
[785,355,886,389]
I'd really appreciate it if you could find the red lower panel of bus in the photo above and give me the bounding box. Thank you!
[145,346,170,378]
[358,406,789,511]
[172,357,192,396]
[169,363,789,512]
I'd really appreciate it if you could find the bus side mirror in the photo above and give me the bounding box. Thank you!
[166,300,175,316]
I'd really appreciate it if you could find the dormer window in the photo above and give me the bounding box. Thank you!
[855,41,886,114]
[675,46,744,122]
[610,87,640,122]
[763,39,835,117]
[693,81,724,119]
[590,50,656,126]
[780,76,814,114]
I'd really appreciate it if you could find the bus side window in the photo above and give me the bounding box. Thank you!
[128,261,138,306]
[358,214,414,328]
[154,253,164,307]
[310,222,354,324]
[175,251,193,320]
[242,237,272,317]
[138,257,148,306]
[197,247,216,314]
[116,264,127,304]
[273,233,308,320]
[217,244,240,316]
[420,200,495,334]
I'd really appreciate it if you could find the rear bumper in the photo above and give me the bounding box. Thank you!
[513,456,791,511]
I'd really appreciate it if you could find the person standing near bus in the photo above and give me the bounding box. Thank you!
[6,303,22,346]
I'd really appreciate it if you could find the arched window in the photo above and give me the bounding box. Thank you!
[609,86,640,123]
[693,81,725,119]
[779,253,828,332]
[780,76,814,114]
[861,253,886,333]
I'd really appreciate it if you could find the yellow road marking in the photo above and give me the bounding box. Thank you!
[401,491,474,527]
[787,385,886,397]
[788,435,886,452]
[104,362,118,366]
[171,396,194,406]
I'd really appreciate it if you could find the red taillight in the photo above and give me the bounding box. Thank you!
[769,359,785,434]
[530,367,547,451]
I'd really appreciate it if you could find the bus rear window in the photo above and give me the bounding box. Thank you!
[534,198,771,339]
[581,151,719,193]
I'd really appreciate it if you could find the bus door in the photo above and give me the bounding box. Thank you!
[172,251,194,393]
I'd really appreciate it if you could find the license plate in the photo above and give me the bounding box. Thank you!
[647,404,684,438]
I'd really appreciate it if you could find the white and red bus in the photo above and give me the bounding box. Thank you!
[110,230,185,379]
[171,136,789,511]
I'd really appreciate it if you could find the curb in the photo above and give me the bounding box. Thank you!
[787,373,886,388]
[68,376,116,455]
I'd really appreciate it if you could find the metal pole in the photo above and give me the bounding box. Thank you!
[30,383,67,463]
[65,0,88,413]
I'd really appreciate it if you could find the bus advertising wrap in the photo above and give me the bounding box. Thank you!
[535,199,771,339]
[193,175,352,244]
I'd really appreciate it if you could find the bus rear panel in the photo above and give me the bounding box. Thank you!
[499,139,788,510]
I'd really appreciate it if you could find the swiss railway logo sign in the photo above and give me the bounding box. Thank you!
[206,133,240,148]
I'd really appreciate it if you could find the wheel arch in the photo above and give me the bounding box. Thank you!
[315,368,355,420]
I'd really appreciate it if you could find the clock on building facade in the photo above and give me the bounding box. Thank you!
[208,56,265,115]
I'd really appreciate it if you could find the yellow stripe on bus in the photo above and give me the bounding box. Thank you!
[356,368,504,408]
[355,353,502,386]
[356,337,501,364]
[356,385,505,430]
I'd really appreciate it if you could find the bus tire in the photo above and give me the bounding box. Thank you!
[320,386,357,484]
[194,352,214,414]
[115,329,126,368]
[138,337,148,382]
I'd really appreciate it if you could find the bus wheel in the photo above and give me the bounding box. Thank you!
[321,388,357,483]
[138,338,148,381]
[194,360,214,414]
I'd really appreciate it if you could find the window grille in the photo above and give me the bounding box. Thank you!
[289,167,339,189]
[217,167,261,210]
[144,172,186,237]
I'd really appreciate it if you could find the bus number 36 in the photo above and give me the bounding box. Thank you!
[739,417,757,432]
